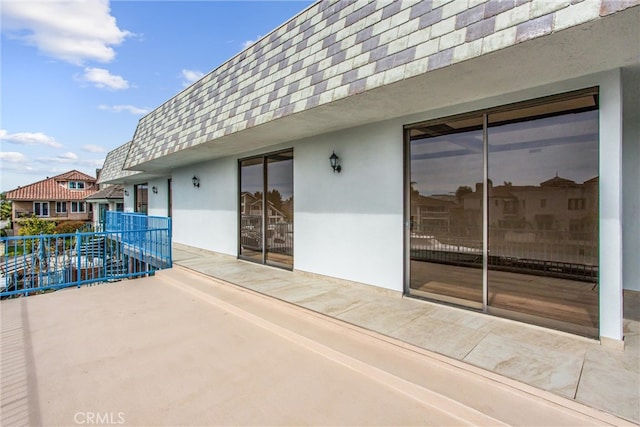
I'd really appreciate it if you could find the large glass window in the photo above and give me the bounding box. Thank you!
[239,157,264,263]
[134,184,148,214]
[239,150,293,269]
[406,89,599,337]
[487,102,599,335]
[266,151,293,267]
[409,115,484,308]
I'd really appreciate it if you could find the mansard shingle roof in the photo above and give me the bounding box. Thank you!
[123,0,633,170]
[85,184,124,200]
[98,142,141,184]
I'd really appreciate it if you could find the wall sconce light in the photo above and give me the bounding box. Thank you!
[329,151,342,173]
[192,175,200,188]
[152,186,158,194]
[124,190,130,196]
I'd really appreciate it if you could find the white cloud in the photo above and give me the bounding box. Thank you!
[242,36,261,49]
[181,69,204,87]
[58,152,79,160]
[79,67,128,90]
[1,0,132,65]
[98,104,149,115]
[0,129,62,148]
[35,155,104,169]
[0,151,28,163]
[82,144,106,153]
[1,155,104,191]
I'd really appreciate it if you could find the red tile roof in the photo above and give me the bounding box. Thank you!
[5,170,97,201]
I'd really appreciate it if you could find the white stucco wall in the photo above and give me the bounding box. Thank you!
[171,158,238,255]
[147,178,170,217]
[294,120,404,291]
[160,68,633,341]
[122,185,135,212]
[598,69,624,343]
[166,121,406,292]
[622,66,640,292]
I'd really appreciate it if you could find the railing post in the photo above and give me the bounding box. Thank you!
[38,233,44,293]
[1,213,173,298]
[168,217,173,267]
[76,229,81,288]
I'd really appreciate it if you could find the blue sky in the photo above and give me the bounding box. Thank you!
[1,0,313,192]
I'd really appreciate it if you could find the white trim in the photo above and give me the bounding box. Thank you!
[71,201,86,213]
[33,201,50,217]
[598,69,624,342]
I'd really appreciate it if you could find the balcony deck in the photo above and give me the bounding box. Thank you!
[0,244,637,425]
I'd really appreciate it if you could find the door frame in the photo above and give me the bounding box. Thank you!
[237,148,294,270]
[403,87,600,337]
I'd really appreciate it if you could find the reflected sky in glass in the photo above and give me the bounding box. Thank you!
[411,110,598,195]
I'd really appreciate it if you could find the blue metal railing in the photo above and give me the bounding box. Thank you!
[0,212,172,297]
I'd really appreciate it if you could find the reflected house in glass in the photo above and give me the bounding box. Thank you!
[96,0,639,349]
[460,176,599,268]
[240,192,289,226]
[240,191,292,254]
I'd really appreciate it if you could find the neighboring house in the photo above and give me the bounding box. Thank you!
[5,170,97,231]
[85,184,124,228]
[97,0,639,349]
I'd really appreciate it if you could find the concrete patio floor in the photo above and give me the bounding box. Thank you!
[171,244,640,424]
[0,243,637,426]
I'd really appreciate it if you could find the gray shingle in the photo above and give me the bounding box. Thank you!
[122,0,608,168]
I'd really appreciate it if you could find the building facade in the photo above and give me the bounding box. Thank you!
[5,170,98,231]
[85,184,125,228]
[99,0,640,346]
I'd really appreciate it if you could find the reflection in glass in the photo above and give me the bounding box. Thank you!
[266,151,294,267]
[406,90,600,337]
[409,117,484,307]
[135,184,148,214]
[239,151,294,268]
[487,108,599,333]
[239,158,264,262]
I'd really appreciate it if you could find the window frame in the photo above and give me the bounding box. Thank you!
[71,201,86,213]
[404,86,600,338]
[34,202,50,217]
[68,181,86,190]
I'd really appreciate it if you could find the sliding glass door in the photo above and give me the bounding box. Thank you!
[266,151,294,267]
[487,102,599,334]
[407,89,599,336]
[134,184,148,214]
[239,157,264,263]
[408,116,484,309]
[239,150,293,269]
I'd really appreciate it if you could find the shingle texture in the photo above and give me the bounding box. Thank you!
[5,170,97,201]
[98,142,140,184]
[85,185,124,200]
[123,0,639,169]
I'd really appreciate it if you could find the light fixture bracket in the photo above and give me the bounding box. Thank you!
[329,151,342,173]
